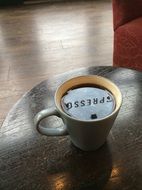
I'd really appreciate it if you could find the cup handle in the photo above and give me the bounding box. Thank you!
[34,107,68,136]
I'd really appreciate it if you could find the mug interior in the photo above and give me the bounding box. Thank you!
[55,75,122,120]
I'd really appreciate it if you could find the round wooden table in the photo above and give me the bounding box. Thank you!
[0,66,142,190]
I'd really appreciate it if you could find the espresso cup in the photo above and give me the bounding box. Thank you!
[34,75,122,151]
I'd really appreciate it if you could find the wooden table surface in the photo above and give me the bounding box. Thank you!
[0,66,142,190]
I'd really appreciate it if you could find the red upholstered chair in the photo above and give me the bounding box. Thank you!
[112,0,142,71]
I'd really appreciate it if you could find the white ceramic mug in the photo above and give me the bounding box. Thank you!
[34,75,122,151]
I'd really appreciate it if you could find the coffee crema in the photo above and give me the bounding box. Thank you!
[61,85,116,120]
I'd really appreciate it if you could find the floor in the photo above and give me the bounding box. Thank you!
[0,0,113,126]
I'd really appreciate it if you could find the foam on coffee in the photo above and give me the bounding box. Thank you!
[61,85,115,120]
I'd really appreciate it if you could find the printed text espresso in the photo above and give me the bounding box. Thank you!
[65,96,112,110]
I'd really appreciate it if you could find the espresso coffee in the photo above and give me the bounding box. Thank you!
[61,85,115,120]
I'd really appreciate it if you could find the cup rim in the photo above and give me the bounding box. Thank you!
[55,75,122,123]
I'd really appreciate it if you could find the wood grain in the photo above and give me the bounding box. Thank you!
[0,0,112,126]
[0,66,142,190]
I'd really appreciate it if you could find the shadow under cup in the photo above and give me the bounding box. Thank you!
[55,75,122,150]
